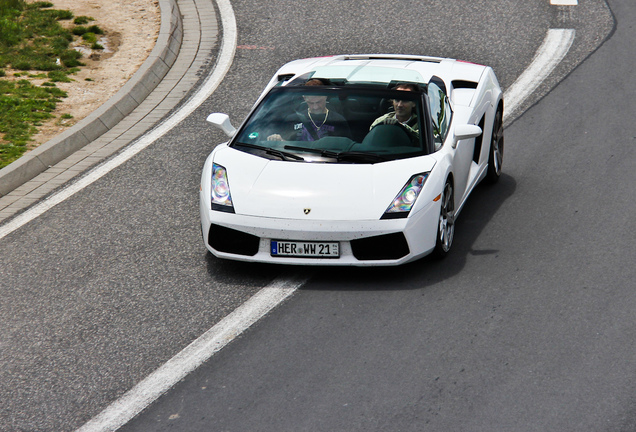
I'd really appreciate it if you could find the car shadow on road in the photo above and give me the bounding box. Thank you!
[302,173,517,291]
[204,252,284,286]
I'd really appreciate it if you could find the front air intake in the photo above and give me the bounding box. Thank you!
[208,224,259,256]
[351,232,410,260]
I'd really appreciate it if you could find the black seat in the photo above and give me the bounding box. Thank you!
[359,124,413,149]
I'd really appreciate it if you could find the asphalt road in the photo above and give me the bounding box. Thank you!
[0,0,621,431]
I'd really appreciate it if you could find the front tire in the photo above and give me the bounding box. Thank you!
[432,179,455,259]
[486,106,504,183]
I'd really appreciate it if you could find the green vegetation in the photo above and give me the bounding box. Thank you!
[73,15,94,25]
[47,70,71,82]
[0,0,105,168]
[72,24,102,37]
[0,79,67,165]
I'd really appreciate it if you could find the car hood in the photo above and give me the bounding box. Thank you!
[214,147,436,221]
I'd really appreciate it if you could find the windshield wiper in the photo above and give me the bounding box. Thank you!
[234,142,304,161]
[284,145,326,155]
[284,145,386,163]
[334,151,386,163]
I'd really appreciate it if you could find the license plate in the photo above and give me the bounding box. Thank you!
[271,240,339,258]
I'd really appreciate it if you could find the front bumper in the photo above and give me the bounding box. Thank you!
[200,198,440,267]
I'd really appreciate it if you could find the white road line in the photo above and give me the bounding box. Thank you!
[503,28,575,122]
[551,0,578,5]
[76,273,309,432]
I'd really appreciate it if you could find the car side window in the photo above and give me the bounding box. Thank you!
[428,79,452,150]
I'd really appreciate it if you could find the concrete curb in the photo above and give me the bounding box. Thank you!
[0,0,183,197]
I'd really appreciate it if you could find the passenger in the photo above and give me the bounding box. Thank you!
[370,83,420,139]
[268,79,351,141]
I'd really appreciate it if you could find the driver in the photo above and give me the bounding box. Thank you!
[370,83,420,139]
[268,79,351,141]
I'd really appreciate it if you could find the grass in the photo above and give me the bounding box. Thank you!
[0,0,104,169]
[73,15,94,25]
[0,79,67,163]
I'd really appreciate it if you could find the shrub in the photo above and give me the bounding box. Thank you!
[82,32,97,44]
[47,70,71,82]
[87,25,103,34]
[52,9,72,20]
[51,35,70,52]
[28,1,53,8]
[74,15,93,25]
[12,59,32,70]
[33,60,57,71]
[72,26,87,36]
[0,0,25,17]
[0,17,24,46]
[60,49,83,67]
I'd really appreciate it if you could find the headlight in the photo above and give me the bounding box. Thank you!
[381,173,429,219]
[211,163,234,213]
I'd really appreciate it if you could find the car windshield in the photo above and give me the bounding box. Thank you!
[231,85,431,163]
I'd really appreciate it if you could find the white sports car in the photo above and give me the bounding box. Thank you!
[200,54,503,266]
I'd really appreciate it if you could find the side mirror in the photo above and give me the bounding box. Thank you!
[454,124,482,140]
[452,124,482,149]
[206,113,236,137]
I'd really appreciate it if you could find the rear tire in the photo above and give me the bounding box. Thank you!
[486,106,504,183]
[432,179,455,259]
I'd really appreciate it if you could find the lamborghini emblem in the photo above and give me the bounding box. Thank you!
[303,208,311,215]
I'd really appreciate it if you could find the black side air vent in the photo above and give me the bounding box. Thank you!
[473,116,486,164]
[452,80,478,89]
[277,73,295,83]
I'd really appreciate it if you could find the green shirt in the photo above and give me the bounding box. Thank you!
[370,113,419,138]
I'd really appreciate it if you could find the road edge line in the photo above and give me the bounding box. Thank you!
[503,28,575,122]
